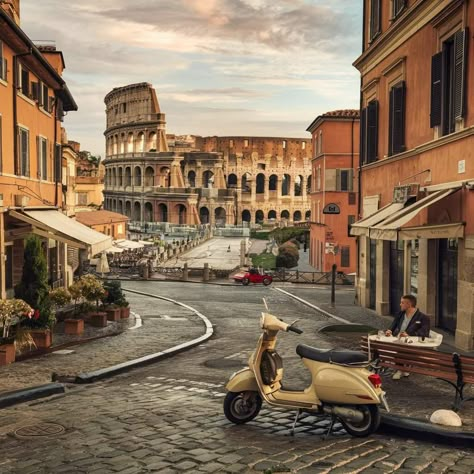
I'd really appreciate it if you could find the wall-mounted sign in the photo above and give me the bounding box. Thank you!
[323,203,340,214]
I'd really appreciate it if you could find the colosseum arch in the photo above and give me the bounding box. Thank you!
[282,174,291,196]
[268,210,276,219]
[242,209,251,222]
[215,207,226,226]
[125,167,132,186]
[199,206,209,224]
[111,168,116,187]
[133,202,141,221]
[145,166,154,186]
[242,173,251,192]
[125,201,132,218]
[269,174,277,191]
[203,170,214,188]
[159,166,170,187]
[137,132,145,152]
[281,210,290,219]
[118,167,123,186]
[256,173,265,194]
[188,170,196,187]
[307,175,312,193]
[158,203,168,222]
[293,210,302,221]
[127,132,134,153]
[113,135,118,155]
[176,204,187,224]
[118,200,124,214]
[148,132,157,151]
[144,202,153,221]
[294,175,303,196]
[305,210,311,220]
[255,210,264,223]
[134,166,142,186]
[227,173,237,187]
[120,134,125,154]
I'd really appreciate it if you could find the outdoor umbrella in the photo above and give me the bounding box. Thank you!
[96,251,110,277]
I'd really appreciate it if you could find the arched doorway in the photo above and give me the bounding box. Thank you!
[148,132,157,151]
[145,166,154,186]
[145,202,153,222]
[281,210,290,219]
[176,204,187,224]
[118,167,123,186]
[188,170,196,187]
[256,173,265,193]
[158,203,168,222]
[269,174,277,191]
[134,166,142,186]
[203,170,214,188]
[200,207,209,224]
[293,210,302,221]
[159,167,170,187]
[294,175,303,196]
[137,132,145,152]
[268,210,277,219]
[282,174,291,195]
[125,167,132,186]
[242,210,251,222]
[133,202,141,221]
[255,210,264,224]
[227,173,237,187]
[215,207,226,226]
[242,173,251,192]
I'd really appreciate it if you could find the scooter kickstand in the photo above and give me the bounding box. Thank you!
[290,409,301,436]
[323,415,337,440]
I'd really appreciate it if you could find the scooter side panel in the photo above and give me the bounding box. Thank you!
[226,368,259,392]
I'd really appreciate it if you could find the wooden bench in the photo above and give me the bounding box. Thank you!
[361,337,474,411]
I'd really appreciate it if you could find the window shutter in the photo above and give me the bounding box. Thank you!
[336,169,341,191]
[360,107,367,164]
[0,57,6,81]
[389,81,406,155]
[42,139,48,180]
[36,136,40,179]
[348,169,354,192]
[370,0,381,41]
[430,52,443,127]
[367,100,378,163]
[454,29,467,120]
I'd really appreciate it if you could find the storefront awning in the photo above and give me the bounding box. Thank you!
[350,202,405,237]
[9,210,112,257]
[369,187,463,241]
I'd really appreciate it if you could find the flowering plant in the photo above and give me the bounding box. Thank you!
[78,274,105,310]
[0,298,33,340]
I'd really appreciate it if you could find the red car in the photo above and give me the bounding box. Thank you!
[233,268,273,286]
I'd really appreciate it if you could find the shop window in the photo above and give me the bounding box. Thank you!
[430,30,467,135]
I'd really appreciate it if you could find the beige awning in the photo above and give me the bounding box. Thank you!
[350,202,405,237]
[369,187,463,241]
[10,209,112,257]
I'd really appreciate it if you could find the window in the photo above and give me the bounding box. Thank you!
[348,192,356,205]
[388,81,406,156]
[54,143,61,182]
[0,41,6,81]
[19,65,29,96]
[369,0,381,41]
[18,127,29,176]
[42,83,50,111]
[430,30,467,135]
[229,139,234,148]
[37,137,48,180]
[392,0,406,19]
[122,103,127,113]
[77,192,87,205]
[348,215,355,237]
[341,246,350,268]
[360,100,378,164]
[336,169,353,191]
[282,140,287,149]
[317,166,321,190]
[244,139,249,147]
[302,141,306,150]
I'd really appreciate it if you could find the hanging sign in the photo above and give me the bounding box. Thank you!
[323,203,340,214]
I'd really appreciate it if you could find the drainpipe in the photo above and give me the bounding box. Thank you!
[54,97,59,207]
[13,49,32,176]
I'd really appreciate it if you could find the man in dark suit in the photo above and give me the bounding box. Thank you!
[385,294,430,379]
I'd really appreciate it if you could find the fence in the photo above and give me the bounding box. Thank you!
[270,269,354,285]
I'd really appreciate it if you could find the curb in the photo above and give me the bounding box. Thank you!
[380,414,474,448]
[0,383,65,409]
[74,288,213,383]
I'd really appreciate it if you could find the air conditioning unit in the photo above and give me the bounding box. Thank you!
[14,194,30,207]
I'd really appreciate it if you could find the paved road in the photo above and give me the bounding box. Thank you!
[0,282,472,473]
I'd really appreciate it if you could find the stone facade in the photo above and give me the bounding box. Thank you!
[103,83,312,226]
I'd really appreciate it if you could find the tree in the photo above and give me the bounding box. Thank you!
[15,235,53,328]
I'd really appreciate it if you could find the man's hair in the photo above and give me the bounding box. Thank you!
[402,294,417,307]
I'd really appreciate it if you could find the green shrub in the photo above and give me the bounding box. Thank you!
[276,250,299,268]
[269,227,307,244]
[103,280,127,307]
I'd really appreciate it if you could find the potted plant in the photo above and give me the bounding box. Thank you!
[79,275,107,327]
[0,298,33,365]
[103,280,129,319]
[15,235,54,349]
[50,287,83,336]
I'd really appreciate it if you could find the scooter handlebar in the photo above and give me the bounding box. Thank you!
[288,325,303,334]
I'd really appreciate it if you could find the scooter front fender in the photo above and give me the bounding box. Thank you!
[226,368,259,393]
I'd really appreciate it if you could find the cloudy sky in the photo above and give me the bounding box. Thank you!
[21,0,363,157]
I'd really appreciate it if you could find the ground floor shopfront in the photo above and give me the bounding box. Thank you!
[352,185,474,350]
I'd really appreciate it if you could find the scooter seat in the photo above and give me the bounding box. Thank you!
[296,344,368,364]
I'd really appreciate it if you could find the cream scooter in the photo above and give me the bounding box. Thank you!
[224,310,389,437]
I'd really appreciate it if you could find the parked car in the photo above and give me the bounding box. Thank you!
[233,268,273,286]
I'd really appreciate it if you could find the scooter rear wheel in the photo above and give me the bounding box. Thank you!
[242,278,250,286]
[224,391,262,424]
[339,404,380,437]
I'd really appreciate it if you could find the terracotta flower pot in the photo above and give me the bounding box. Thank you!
[120,306,130,319]
[106,307,121,321]
[88,312,108,328]
[0,342,16,365]
[29,329,52,349]
[64,319,84,335]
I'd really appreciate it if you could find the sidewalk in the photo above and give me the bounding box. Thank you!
[0,291,205,395]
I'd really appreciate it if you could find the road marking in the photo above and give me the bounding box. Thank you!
[274,287,351,324]
[128,311,142,330]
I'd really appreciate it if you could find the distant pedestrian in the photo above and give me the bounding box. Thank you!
[303,242,307,253]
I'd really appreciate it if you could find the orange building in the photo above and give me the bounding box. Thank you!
[75,211,128,240]
[352,0,474,349]
[306,110,360,273]
[0,2,110,296]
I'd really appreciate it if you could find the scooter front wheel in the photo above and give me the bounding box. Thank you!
[224,391,262,424]
[339,405,380,437]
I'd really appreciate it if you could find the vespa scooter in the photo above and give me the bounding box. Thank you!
[224,311,389,437]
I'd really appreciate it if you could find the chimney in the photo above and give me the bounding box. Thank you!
[1,0,20,25]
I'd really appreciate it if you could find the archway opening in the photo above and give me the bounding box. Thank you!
[281,210,290,219]
[200,207,210,224]
[145,202,153,222]
[268,210,277,219]
[145,166,154,186]
[256,173,265,194]
[134,166,142,186]
[227,173,237,187]
[256,210,264,224]
[133,202,141,221]
[293,210,302,221]
[176,204,187,224]
[203,170,214,188]
[269,174,277,191]
[158,203,168,222]
[282,174,291,196]
[242,210,251,222]
[188,170,196,187]
[215,207,226,226]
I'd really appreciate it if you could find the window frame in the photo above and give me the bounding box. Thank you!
[369,0,381,42]
[0,40,6,82]
[391,0,406,20]
[18,127,30,177]
[37,136,48,180]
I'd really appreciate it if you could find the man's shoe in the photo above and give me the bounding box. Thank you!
[392,370,402,380]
